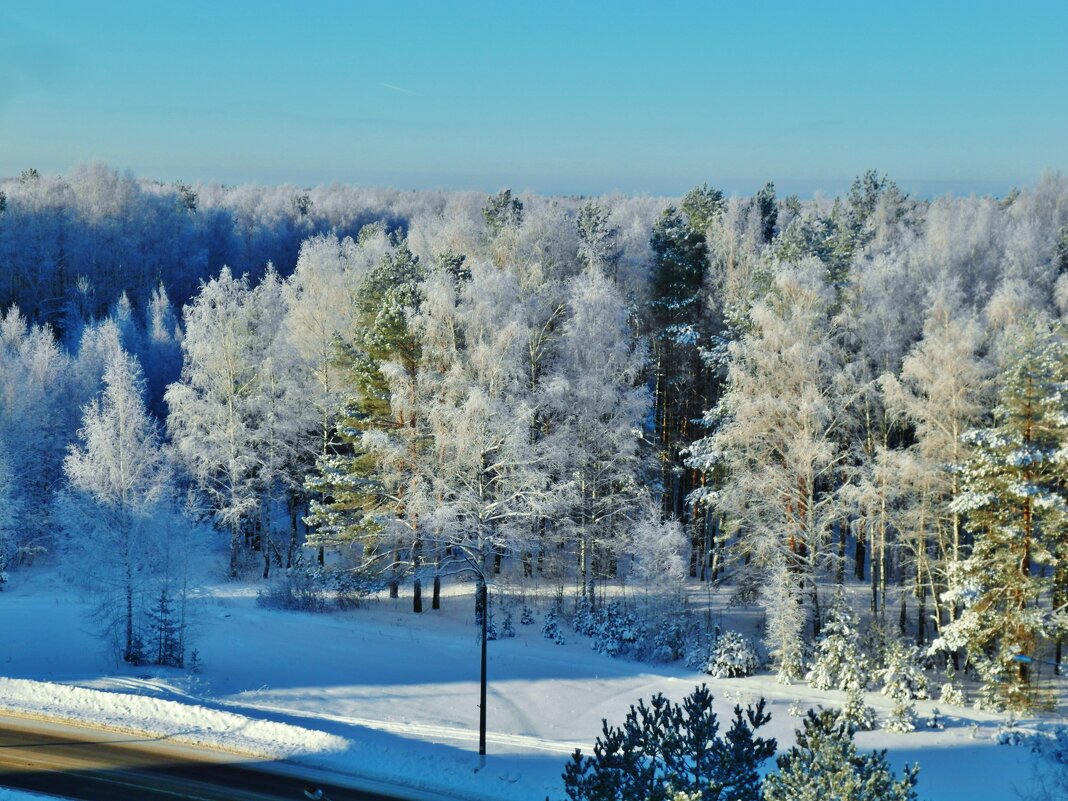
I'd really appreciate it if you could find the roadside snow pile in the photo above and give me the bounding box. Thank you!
[0,677,347,759]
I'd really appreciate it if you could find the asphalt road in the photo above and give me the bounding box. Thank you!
[0,715,410,801]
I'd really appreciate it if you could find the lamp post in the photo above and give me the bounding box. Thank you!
[479,580,488,765]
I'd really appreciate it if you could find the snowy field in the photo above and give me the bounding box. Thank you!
[0,565,1057,801]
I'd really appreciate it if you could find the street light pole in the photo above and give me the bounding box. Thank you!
[479,580,488,765]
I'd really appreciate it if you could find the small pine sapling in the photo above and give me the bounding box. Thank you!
[520,605,535,625]
[806,589,867,691]
[501,608,516,638]
[938,661,967,707]
[705,631,762,678]
[543,607,565,645]
[879,640,929,733]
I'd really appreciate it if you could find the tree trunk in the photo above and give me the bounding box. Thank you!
[413,578,423,613]
[854,524,866,581]
[836,520,845,585]
[917,584,927,646]
[432,575,441,610]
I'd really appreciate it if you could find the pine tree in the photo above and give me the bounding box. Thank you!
[764,709,919,801]
[304,236,427,581]
[934,318,1066,710]
[562,685,774,801]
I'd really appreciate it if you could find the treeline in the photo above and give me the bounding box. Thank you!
[2,165,1068,709]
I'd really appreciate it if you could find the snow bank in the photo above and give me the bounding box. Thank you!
[0,677,347,760]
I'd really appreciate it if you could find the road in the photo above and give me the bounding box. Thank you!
[0,715,411,801]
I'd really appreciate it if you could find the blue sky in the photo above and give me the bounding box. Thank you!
[1,0,1065,196]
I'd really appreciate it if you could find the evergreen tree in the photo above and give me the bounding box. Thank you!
[562,685,774,801]
[764,709,919,801]
[304,237,427,575]
[878,640,929,732]
[648,189,721,568]
[807,588,868,692]
[935,318,1066,710]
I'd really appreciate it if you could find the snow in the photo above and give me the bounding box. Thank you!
[0,567,1053,801]
[0,791,60,801]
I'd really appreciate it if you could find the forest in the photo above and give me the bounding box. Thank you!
[2,163,1068,714]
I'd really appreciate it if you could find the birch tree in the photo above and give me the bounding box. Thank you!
[62,347,173,662]
[692,259,846,679]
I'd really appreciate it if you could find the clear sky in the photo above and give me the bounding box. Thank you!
[1,0,1065,197]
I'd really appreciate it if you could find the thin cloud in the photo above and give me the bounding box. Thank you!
[381,82,417,96]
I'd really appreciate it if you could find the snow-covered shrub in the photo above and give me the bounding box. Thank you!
[879,640,928,733]
[332,569,382,609]
[938,662,967,707]
[501,608,515,638]
[520,605,535,625]
[684,632,715,672]
[705,630,762,678]
[839,685,877,731]
[925,708,945,730]
[879,640,930,702]
[573,595,596,637]
[806,589,867,692]
[637,608,697,663]
[543,607,565,644]
[257,568,329,612]
[589,602,640,657]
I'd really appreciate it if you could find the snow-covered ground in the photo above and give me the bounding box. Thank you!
[0,790,61,801]
[0,565,1056,801]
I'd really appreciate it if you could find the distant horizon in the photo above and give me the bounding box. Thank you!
[0,161,1046,202]
[2,1,1064,199]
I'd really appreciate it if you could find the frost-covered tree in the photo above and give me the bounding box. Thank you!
[166,267,267,576]
[882,293,990,642]
[407,264,551,598]
[878,640,929,732]
[577,201,621,274]
[764,709,919,801]
[694,260,846,677]
[0,439,20,587]
[934,318,1066,710]
[806,589,868,692]
[543,267,651,602]
[304,237,427,586]
[62,346,173,662]
[0,306,74,560]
